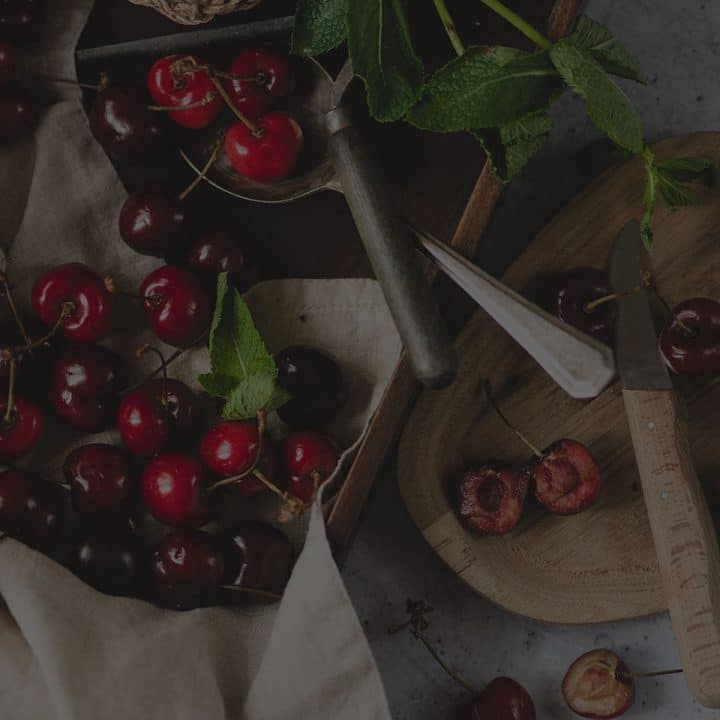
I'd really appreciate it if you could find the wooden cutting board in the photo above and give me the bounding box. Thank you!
[398,132,720,624]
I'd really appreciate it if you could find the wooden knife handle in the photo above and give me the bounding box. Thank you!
[623,389,720,707]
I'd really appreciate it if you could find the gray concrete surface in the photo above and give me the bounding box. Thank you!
[342,1,720,717]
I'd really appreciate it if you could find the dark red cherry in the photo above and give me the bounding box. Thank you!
[118,191,191,257]
[224,112,303,183]
[0,0,44,43]
[63,443,136,517]
[275,346,346,427]
[222,521,293,603]
[659,298,720,376]
[457,678,536,720]
[186,230,257,292]
[282,431,339,503]
[89,84,168,163]
[458,464,528,535]
[49,345,125,432]
[526,438,601,515]
[140,266,212,348]
[32,262,114,343]
[141,452,214,528]
[0,89,36,145]
[117,378,198,457]
[151,529,224,610]
[0,41,15,86]
[0,393,44,460]
[223,48,294,119]
[147,54,221,130]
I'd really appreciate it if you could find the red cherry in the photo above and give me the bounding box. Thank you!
[117,378,198,457]
[0,393,44,460]
[186,230,257,292]
[0,41,15,86]
[49,345,125,432]
[282,431,339,503]
[223,48,294,119]
[63,443,136,517]
[32,263,114,343]
[147,54,221,130]
[151,529,224,609]
[140,265,212,348]
[458,464,528,535]
[141,452,214,528]
[658,298,720,376]
[458,678,536,720]
[0,89,36,145]
[224,112,303,182]
[526,439,601,515]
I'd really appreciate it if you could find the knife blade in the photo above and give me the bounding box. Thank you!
[610,220,720,708]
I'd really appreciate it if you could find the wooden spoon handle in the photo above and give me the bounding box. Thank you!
[623,389,720,707]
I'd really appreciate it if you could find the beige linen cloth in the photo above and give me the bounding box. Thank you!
[0,3,396,718]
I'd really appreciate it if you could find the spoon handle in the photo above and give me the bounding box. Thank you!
[327,107,457,389]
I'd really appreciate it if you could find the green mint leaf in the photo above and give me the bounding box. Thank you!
[549,40,644,154]
[347,0,424,122]
[656,168,700,210]
[655,156,715,183]
[198,373,237,398]
[569,16,643,83]
[221,374,289,421]
[407,47,562,132]
[292,0,347,56]
[641,147,657,249]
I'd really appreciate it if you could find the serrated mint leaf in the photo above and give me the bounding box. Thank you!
[347,0,424,122]
[292,0,347,56]
[641,147,657,249]
[569,16,643,83]
[655,156,715,182]
[221,374,276,421]
[198,373,237,398]
[407,47,562,132]
[550,40,644,154]
[656,168,700,209]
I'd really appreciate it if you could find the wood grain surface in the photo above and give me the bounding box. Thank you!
[398,132,720,624]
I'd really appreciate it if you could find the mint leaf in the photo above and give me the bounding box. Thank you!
[221,375,279,421]
[550,40,644,154]
[656,171,700,209]
[569,16,643,83]
[655,156,715,182]
[407,47,562,132]
[292,0,347,56]
[641,147,657,249]
[347,0,424,122]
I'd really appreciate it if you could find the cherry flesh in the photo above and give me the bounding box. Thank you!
[0,41,15,86]
[49,345,125,432]
[141,452,214,528]
[457,678,536,720]
[224,48,294,119]
[119,191,192,257]
[63,443,136,517]
[140,265,212,347]
[0,89,36,145]
[562,649,634,719]
[147,54,221,129]
[224,112,304,183]
[275,346,346,427]
[0,0,44,42]
[151,529,224,610]
[0,393,44,460]
[32,262,114,343]
[282,431,340,503]
[458,464,528,535]
[222,521,293,602]
[117,378,199,457]
[186,230,257,293]
[526,439,601,515]
[659,297,720,376]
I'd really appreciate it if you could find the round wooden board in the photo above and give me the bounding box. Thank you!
[398,132,720,624]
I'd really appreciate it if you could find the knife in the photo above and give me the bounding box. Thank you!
[610,220,720,708]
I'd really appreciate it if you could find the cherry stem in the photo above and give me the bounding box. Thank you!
[0,274,32,351]
[432,0,465,56]
[3,359,15,425]
[177,135,224,202]
[209,75,262,136]
[221,585,282,601]
[585,273,653,313]
[147,92,217,113]
[483,380,543,459]
[28,303,74,351]
[103,276,142,301]
[623,668,683,680]
[213,70,267,83]
[136,345,168,402]
[43,73,109,93]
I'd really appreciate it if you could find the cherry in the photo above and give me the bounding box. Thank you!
[0,41,15,86]
[526,439,601,515]
[89,84,168,164]
[458,465,528,535]
[0,89,36,145]
[457,678,536,720]
[49,345,125,432]
[658,297,720,376]
[141,452,214,528]
[140,265,212,347]
[117,378,199,458]
[562,650,634,719]
[223,48,294,119]
[0,0,44,42]
[0,320,57,396]
[151,529,224,610]
[186,230,257,292]
[63,443,136,517]
[147,54,221,129]
[224,112,303,182]
[32,262,114,343]
[282,431,340,503]
[222,521,293,602]
[275,346,346,427]
[0,393,44,460]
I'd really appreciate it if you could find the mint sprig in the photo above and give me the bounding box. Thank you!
[291,0,347,56]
